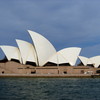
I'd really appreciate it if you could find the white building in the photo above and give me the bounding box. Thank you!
[0,30,82,67]
[0,46,22,63]
[16,39,37,65]
[28,30,57,66]
[48,47,81,66]
[78,56,100,68]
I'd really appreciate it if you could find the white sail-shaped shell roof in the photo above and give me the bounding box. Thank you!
[59,47,81,66]
[0,45,22,63]
[87,59,93,65]
[48,52,68,64]
[78,56,89,66]
[28,30,57,66]
[48,47,81,66]
[78,56,93,66]
[90,56,100,68]
[16,39,37,65]
[78,56,100,68]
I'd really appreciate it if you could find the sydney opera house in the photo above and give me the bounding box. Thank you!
[0,30,100,77]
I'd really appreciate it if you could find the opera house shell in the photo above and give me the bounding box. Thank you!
[79,56,100,68]
[0,30,100,76]
[0,30,81,67]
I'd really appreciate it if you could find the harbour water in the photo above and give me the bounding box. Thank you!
[0,78,100,100]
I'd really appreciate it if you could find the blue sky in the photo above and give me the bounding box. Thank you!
[0,0,100,59]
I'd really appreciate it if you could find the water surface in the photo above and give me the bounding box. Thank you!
[0,78,100,100]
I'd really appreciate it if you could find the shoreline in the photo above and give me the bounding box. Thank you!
[0,74,99,78]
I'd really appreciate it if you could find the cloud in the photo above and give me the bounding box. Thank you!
[0,0,100,59]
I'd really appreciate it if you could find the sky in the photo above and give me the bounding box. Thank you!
[0,0,100,59]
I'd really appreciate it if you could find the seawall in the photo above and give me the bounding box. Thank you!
[0,61,100,78]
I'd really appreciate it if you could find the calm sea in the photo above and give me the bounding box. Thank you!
[0,78,100,100]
